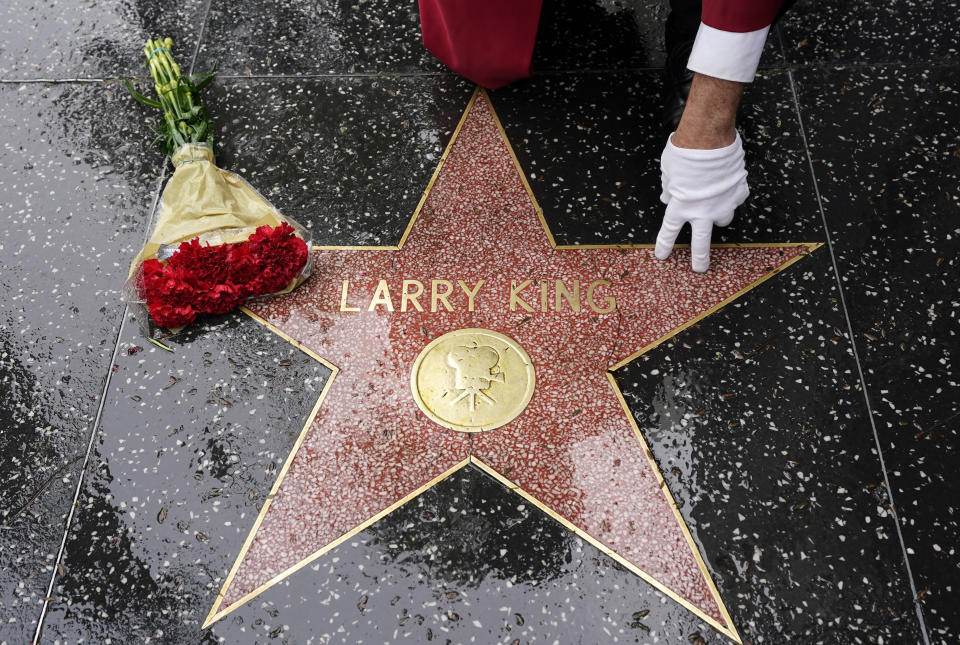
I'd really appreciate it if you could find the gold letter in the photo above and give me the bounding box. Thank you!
[339,279,359,312]
[510,279,535,312]
[540,280,548,312]
[586,279,616,313]
[431,279,454,312]
[401,280,424,312]
[555,279,581,312]
[368,279,394,312]
[457,279,485,312]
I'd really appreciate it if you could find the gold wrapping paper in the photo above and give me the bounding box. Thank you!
[128,143,289,278]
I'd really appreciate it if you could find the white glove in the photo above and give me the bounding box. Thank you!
[655,132,749,272]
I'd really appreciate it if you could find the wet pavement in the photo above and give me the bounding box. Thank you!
[0,1,957,644]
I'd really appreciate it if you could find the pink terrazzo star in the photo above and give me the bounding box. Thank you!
[205,90,817,642]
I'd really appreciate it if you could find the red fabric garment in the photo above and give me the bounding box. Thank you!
[702,0,784,33]
[418,0,543,89]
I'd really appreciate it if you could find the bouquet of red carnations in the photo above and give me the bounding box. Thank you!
[122,38,311,334]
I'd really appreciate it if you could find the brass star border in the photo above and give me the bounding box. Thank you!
[202,88,821,642]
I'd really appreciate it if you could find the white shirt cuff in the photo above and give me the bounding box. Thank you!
[686,22,769,83]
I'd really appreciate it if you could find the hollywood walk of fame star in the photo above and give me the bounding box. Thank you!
[202,89,819,642]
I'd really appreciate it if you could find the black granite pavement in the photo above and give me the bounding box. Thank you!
[1,1,956,643]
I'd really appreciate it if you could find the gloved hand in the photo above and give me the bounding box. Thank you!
[655,132,749,272]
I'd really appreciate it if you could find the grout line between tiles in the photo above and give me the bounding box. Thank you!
[784,67,932,645]
[774,22,787,62]
[216,71,459,79]
[29,320,129,645]
[29,169,166,645]
[0,78,112,84]
[189,0,215,76]
[3,59,958,86]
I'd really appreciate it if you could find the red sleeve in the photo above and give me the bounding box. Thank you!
[701,0,783,33]
[418,0,543,89]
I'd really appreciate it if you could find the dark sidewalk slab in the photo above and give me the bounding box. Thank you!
[781,0,960,66]
[533,0,669,70]
[489,70,821,247]
[0,0,206,80]
[196,0,443,76]
[196,0,783,77]
[794,63,960,642]
[205,76,474,246]
[39,313,333,644]
[533,0,782,71]
[617,248,926,643]
[0,81,161,644]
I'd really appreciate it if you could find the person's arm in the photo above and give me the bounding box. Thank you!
[655,1,783,272]
[672,73,742,150]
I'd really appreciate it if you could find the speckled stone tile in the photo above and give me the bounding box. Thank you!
[533,0,669,70]
[37,313,331,644]
[780,0,960,65]
[0,0,206,80]
[196,0,781,78]
[794,64,960,642]
[489,71,822,247]
[195,0,444,76]
[533,0,783,71]
[42,458,731,644]
[203,76,475,246]
[616,248,927,643]
[0,81,161,644]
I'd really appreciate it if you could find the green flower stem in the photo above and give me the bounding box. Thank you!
[127,38,216,158]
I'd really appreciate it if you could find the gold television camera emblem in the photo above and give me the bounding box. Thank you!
[446,342,505,410]
[410,328,536,433]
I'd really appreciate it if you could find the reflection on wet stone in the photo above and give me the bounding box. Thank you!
[196,0,443,75]
[206,77,474,246]
[52,461,726,643]
[369,467,570,588]
[44,313,331,643]
[533,0,667,69]
[0,81,160,644]
[618,250,927,642]
[532,0,782,71]
[0,0,206,79]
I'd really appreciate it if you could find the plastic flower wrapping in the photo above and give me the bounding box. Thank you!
[122,39,311,336]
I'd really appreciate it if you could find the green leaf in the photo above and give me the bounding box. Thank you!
[123,79,162,109]
[148,337,175,352]
[188,64,219,92]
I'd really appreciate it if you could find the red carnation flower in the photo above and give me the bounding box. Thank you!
[195,282,246,314]
[168,238,231,286]
[148,302,197,328]
[138,258,167,297]
[226,243,260,286]
[139,224,309,329]
[247,223,309,293]
[156,265,201,303]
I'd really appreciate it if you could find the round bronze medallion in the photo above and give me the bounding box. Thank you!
[410,328,536,433]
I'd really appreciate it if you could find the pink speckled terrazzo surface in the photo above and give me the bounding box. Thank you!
[231,93,811,625]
